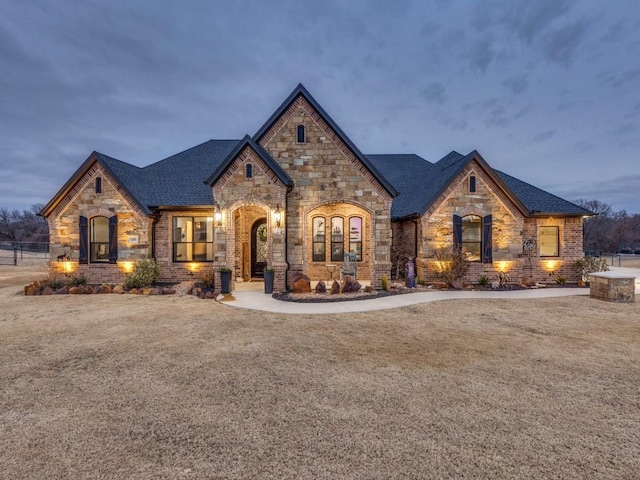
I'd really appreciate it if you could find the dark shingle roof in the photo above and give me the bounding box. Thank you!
[368,150,591,219]
[96,140,240,213]
[496,170,592,216]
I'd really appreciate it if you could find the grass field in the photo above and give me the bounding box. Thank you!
[1,262,639,479]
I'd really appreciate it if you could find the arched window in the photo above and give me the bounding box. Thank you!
[349,217,362,261]
[469,175,476,193]
[312,217,325,262]
[461,215,482,261]
[95,177,102,194]
[245,163,253,179]
[90,216,110,262]
[330,217,344,262]
[297,124,306,143]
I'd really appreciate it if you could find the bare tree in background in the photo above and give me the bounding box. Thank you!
[0,204,48,243]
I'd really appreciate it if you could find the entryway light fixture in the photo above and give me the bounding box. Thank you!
[274,204,282,228]
[214,203,222,227]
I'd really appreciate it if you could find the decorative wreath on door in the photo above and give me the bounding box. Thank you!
[257,223,268,243]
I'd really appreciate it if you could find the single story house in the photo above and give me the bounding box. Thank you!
[40,84,592,291]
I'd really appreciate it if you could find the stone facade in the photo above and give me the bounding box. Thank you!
[46,163,150,284]
[417,162,584,284]
[254,95,393,289]
[589,272,636,303]
[42,87,587,290]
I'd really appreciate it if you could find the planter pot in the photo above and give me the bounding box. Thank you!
[264,270,274,294]
[220,270,231,294]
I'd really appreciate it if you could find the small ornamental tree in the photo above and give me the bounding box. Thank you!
[575,257,609,284]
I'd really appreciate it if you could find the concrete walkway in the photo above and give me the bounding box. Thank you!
[219,266,639,315]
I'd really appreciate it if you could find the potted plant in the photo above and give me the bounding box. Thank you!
[219,266,232,294]
[264,266,275,294]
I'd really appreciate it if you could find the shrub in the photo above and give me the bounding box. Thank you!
[575,257,609,283]
[381,274,388,291]
[199,268,215,289]
[69,274,87,287]
[123,258,160,289]
[555,276,566,285]
[478,275,490,286]
[433,247,469,289]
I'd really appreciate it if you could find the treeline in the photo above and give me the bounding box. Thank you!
[576,199,640,254]
[0,205,49,243]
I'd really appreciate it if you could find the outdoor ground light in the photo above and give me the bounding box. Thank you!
[274,205,282,228]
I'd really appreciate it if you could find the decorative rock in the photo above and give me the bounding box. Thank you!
[149,288,160,295]
[112,285,124,294]
[128,288,138,295]
[315,280,326,294]
[204,291,215,299]
[142,288,152,295]
[69,286,80,294]
[352,281,361,292]
[290,271,312,293]
[341,275,354,293]
[491,281,500,289]
[55,285,69,295]
[99,284,112,294]
[162,288,176,295]
[364,286,373,293]
[41,286,54,295]
[84,286,94,294]
[24,282,39,296]
[330,280,341,294]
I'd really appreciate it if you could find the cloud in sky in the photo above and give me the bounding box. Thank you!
[0,0,639,214]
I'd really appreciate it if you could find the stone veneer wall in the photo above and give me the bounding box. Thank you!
[47,163,150,284]
[418,162,585,284]
[256,95,393,289]
[212,145,289,291]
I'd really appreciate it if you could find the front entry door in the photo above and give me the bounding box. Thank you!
[251,219,267,278]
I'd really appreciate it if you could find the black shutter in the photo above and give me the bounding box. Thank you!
[483,214,493,263]
[453,214,462,250]
[79,216,88,264]
[108,215,118,264]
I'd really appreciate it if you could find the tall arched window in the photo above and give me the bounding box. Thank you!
[245,163,253,179]
[330,217,344,262]
[461,215,482,261]
[95,177,102,194]
[297,124,306,143]
[469,175,476,193]
[90,216,110,262]
[312,217,325,261]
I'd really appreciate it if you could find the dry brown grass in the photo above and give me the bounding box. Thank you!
[1,264,639,479]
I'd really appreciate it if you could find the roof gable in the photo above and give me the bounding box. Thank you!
[205,135,293,188]
[254,84,397,197]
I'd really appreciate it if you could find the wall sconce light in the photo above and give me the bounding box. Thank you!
[63,261,74,276]
[121,261,134,273]
[274,204,282,228]
[214,204,222,227]
[188,263,198,275]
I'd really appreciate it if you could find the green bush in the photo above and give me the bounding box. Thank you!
[123,258,161,289]
[555,276,566,285]
[478,275,490,286]
[381,274,388,291]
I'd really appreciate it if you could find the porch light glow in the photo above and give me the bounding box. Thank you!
[545,260,558,272]
[497,261,511,272]
[274,204,282,228]
[214,204,222,227]
[121,261,134,273]
[63,261,74,274]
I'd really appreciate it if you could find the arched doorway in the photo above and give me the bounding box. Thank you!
[251,218,267,278]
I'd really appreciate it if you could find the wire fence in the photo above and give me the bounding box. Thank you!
[0,242,50,265]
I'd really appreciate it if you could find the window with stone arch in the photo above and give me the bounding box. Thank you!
[453,213,493,263]
[330,217,345,262]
